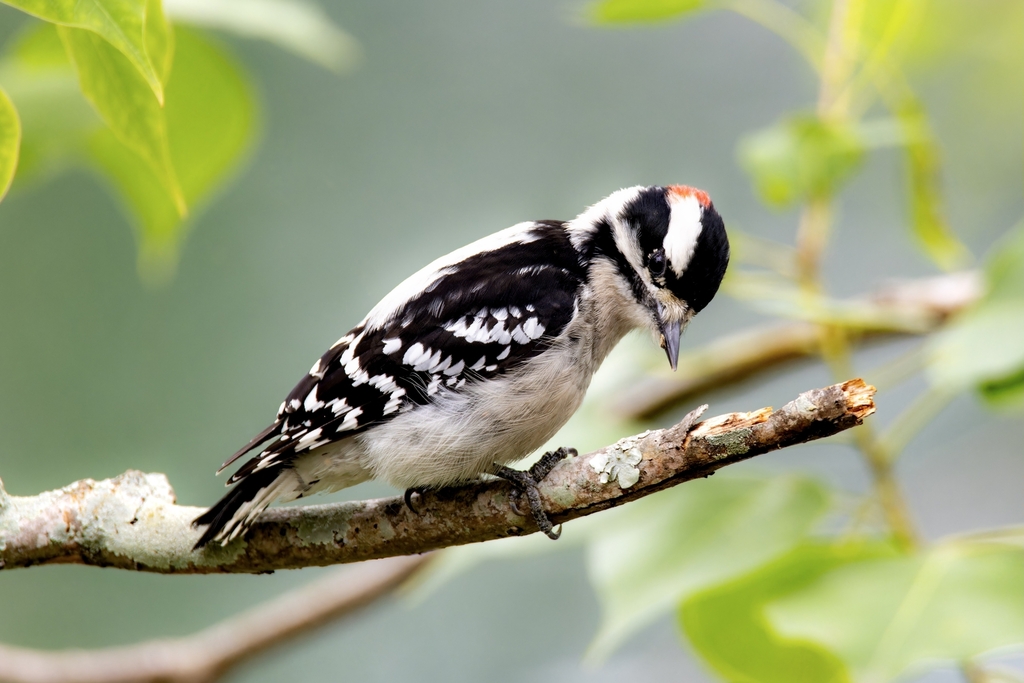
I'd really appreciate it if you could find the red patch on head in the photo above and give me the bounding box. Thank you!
[668,185,712,208]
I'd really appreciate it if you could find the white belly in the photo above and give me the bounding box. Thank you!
[355,345,592,489]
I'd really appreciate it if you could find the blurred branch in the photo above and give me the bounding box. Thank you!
[0,381,875,574]
[613,271,980,421]
[0,555,428,683]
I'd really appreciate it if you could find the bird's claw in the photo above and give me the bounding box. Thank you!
[492,446,575,540]
[403,486,426,514]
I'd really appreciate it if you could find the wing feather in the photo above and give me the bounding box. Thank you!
[223,221,585,479]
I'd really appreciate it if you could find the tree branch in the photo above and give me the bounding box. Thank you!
[613,271,979,420]
[0,555,429,683]
[0,380,876,574]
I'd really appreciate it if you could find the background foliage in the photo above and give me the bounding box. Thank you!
[0,1,1021,682]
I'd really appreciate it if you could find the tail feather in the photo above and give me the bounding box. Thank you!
[192,467,293,550]
[216,420,284,475]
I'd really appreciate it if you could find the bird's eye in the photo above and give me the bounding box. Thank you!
[649,249,667,278]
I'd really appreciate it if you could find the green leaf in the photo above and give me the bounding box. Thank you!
[766,541,1024,682]
[589,0,707,24]
[1,22,255,283]
[739,114,865,208]
[586,474,831,659]
[164,0,360,72]
[984,221,1024,303]
[927,223,1024,408]
[145,0,174,84]
[680,541,898,683]
[1,0,170,102]
[927,301,1024,401]
[898,101,971,270]
[86,26,256,283]
[58,22,186,216]
[0,85,21,201]
[0,23,100,186]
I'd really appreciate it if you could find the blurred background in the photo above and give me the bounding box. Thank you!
[0,1,1022,681]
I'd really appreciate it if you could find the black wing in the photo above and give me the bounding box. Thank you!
[223,221,586,481]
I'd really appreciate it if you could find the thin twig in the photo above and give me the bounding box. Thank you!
[613,271,979,420]
[0,555,429,683]
[0,380,875,574]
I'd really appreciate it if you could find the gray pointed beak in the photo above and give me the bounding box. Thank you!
[655,302,681,371]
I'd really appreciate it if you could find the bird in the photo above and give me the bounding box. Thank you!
[192,185,729,548]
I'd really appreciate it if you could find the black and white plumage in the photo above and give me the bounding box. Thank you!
[193,185,729,548]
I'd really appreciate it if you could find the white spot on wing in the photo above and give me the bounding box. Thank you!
[309,359,325,379]
[326,397,350,415]
[369,374,397,392]
[344,356,370,386]
[296,428,323,449]
[430,355,452,374]
[492,320,512,345]
[403,342,427,367]
[382,338,402,355]
[496,346,511,360]
[338,407,363,432]
[510,325,530,344]
[303,384,324,412]
[383,388,406,415]
[522,317,545,339]
[414,349,442,372]
[330,332,355,349]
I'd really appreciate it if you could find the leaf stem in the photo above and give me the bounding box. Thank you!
[799,0,920,552]
[722,0,825,71]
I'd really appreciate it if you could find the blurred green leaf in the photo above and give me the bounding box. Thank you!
[0,22,255,283]
[586,474,831,659]
[165,0,360,72]
[589,0,707,24]
[58,21,186,216]
[681,541,898,683]
[984,222,1024,302]
[927,223,1024,408]
[0,23,100,185]
[767,541,1024,682]
[1,0,169,102]
[145,0,174,84]
[0,85,20,201]
[87,26,256,283]
[928,301,1024,405]
[739,114,865,208]
[899,102,970,270]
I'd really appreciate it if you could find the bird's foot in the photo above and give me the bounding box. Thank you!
[492,446,576,540]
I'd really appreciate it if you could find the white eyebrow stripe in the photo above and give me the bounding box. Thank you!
[664,193,704,277]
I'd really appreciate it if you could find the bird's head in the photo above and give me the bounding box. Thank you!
[570,185,730,370]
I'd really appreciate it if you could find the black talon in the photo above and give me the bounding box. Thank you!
[492,446,574,540]
[404,486,426,514]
